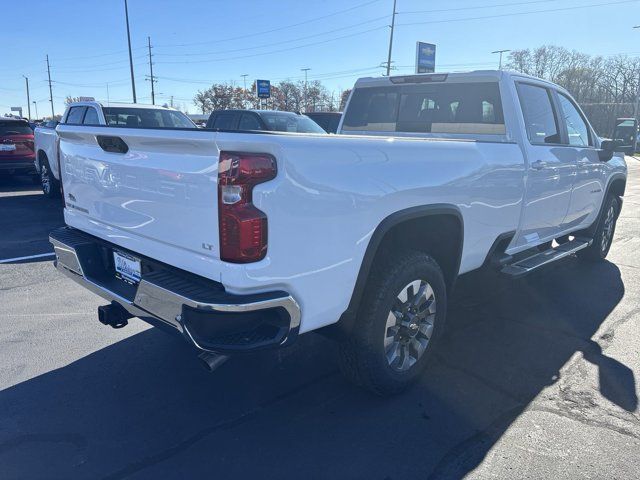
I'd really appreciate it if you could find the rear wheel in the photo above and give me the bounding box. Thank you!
[577,195,619,262]
[339,251,447,395]
[40,156,60,199]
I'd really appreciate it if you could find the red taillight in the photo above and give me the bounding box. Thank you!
[218,151,276,263]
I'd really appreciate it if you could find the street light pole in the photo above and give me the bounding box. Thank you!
[491,49,511,70]
[301,67,311,112]
[32,101,38,120]
[124,0,137,103]
[22,76,31,121]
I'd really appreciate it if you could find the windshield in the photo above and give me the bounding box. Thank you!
[102,107,196,129]
[259,112,325,133]
[0,121,33,135]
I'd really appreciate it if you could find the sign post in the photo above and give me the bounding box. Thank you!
[415,42,436,74]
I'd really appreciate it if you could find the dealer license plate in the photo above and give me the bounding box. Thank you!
[113,251,141,284]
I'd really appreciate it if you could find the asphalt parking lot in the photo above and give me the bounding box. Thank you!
[1,162,639,480]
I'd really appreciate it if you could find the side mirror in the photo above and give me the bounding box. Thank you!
[598,140,614,162]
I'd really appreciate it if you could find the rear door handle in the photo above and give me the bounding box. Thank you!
[97,135,129,154]
[531,160,547,170]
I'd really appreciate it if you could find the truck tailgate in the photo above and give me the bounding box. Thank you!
[58,126,221,267]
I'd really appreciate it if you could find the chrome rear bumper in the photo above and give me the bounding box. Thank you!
[50,227,300,353]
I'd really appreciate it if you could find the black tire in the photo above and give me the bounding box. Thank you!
[39,155,60,199]
[339,251,447,396]
[577,195,620,262]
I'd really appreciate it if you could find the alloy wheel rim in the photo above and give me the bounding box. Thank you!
[384,279,436,372]
[601,205,615,253]
[41,164,50,194]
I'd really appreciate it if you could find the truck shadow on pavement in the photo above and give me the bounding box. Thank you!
[0,259,633,479]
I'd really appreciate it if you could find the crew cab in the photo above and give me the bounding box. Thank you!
[34,102,196,197]
[49,71,627,395]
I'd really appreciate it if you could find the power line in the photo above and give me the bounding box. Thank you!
[396,0,640,26]
[155,25,387,65]
[51,55,147,72]
[153,15,389,58]
[51,46,146,63]
[399,0,564,15]
[154,0,383,49]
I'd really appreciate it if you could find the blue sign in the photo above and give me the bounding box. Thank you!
[416,42,436,74]
[256,79,271,98]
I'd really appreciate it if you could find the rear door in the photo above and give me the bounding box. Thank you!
[553,91,605,230]
[513,82,576,248]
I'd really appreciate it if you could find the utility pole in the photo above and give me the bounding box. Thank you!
[491,49,511,70]
[633,26,640,121]
[301,67,311,112]
[46,55,54,118]
[241,74,248,107]
[32,101,38,120]
[124,0,137,103]
[385,0,397,76]
[170,95,174,108]
[23,76,31,121]
[146,36,156,105]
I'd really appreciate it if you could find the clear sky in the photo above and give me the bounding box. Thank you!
[1,0,638,117]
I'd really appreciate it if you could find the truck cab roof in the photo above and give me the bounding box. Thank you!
[353,70,561,90]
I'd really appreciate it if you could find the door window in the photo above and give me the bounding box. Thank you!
[557,93,591,147]
[516,83,560,144]
[83,107,100,125]
[65,106,87,125]
[212,113,237,130]
[238,113,262,130]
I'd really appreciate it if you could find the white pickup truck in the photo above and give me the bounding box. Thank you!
[34,102,196,198]
[49,71,627,395]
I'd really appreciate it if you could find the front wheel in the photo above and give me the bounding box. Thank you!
[577,194,620,262]
[339,251,447,396]
[40,158,60,199]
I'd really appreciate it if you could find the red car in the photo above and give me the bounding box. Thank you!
[0,118,36,179]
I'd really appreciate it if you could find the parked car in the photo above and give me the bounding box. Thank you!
[206,109,326,133]
[611,118,638,154]
[49,71,626,395]
[305,111,342,133]
[34,102,196,198]
[0,117,36,180]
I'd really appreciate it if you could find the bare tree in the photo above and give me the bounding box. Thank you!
[506,45,640,135]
